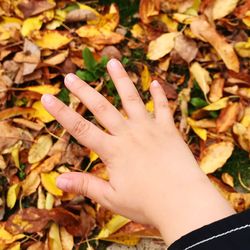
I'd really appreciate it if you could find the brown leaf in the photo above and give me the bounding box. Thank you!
[216,102,240,133]
[0,107,35,121]
[174,34,198,63]
[5,207,79,234]
[18,0,56,18]
[190,16,240,72]
[139,0,161,24]
[209,78,225,103]
[66,9,98,23]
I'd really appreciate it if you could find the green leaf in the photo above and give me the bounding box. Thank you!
[190,97,208,108]
[57,87,70,105]
[76,70,96,82]
[82,47,97,71]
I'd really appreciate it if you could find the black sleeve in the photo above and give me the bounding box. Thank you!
[168,209,250,250]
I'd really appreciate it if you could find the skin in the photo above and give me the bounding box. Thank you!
[41,59,235,246]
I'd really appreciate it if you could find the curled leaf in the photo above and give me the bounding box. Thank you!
[41,171,63,196]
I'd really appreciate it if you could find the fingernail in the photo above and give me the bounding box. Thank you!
[41,94,54,106]
[56,176,69,190]
[65,73,78,85]
[108,58,120,69]
[152,80,160,87]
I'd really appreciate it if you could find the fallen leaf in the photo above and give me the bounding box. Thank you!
[147,32,179,60]
[7,183,20,209]
[49,223,62,250]
[34,31,72,50]
[0,107,34,121]
[216,102,239,133]
[23,85,60,95]
[190,62,211,99]
[41,171,63,196]
[191,17,240,72]
[60,226,74,250]
[141,64,152,91]
[174,34,198,63]
[28,134,52,164]
[97,215,131,239]
[21,170,40,196]
[66,9,98,23]
[21,16,43,37]
[222,173,234,187]
[235,38,250,58]
[203,97,230,111]
[43,50,69,65]
[209,78,225,102]
[32,100,55,123]
[212,0,239,20]
[200,142,234,174]
[139,0,161,24]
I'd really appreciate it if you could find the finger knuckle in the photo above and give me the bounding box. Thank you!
[72,119,90,138]
[79,175,90,197]
[157,99,168,109]
[126,93,140,102]
[93,102,107,114]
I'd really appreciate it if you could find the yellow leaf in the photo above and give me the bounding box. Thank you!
[60,227,74,250]
[24,85,60,95]
[49,223,62,250]
[22,170,40,196]
[190,62,211,98]
[200,142,234,174]
[11,141,22,169]
[7,183,20,209]
[21,16,43,37]
[187,118,207,141]
[34,31,72,50]
[141,64,152,92]
[159,14,178,32]
[97,215,131,239]
[0,225,25,244]
[147,32,178,60]
[90,151,99,162]
[102,235,140,246]
[212,0,239,20]
[41,171,63,196]
[28,134,52,164]
[131,24,145,39]
[235,38,250,58]
[37,186,46,209]
[9,242,21,250]
[203,97,229,111]
[145,100,154,113]
[32,100,55,123]
[45,192,54,209]
[78,3,100,18]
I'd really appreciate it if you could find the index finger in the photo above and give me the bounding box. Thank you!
[41,94,112,158]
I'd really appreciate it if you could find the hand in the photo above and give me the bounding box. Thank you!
[41,59,235,245]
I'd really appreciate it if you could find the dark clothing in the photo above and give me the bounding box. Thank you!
[169,209,250,249]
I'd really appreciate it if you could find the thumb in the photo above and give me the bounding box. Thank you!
[56,172,114,208]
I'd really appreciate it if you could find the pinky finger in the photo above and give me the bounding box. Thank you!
[150,80,173,125]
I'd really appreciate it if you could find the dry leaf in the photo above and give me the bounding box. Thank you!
[24,85,60,95]
[235,38,250,58]
[7,183,20,209]
[203,97,230,111]
[190,62,211,99]
[0,107,34,121]
[216,102,239,133]
[28,134,52,164]
[174,34,198,63]
[191,17,240,72]
[147,32,179,60]
[222,173,234,187]
[49,223,62,250]
[200,142,234,174]
[34,31,72,50]
[41,171,63,196]
[43,50,69,65]
[32,100,55,123]
[21,170,40,196]
[212,0,239,20]
[139,0,161,24]
[209,78,225,103]
[141,64,152,91]
[60,226,74,250]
